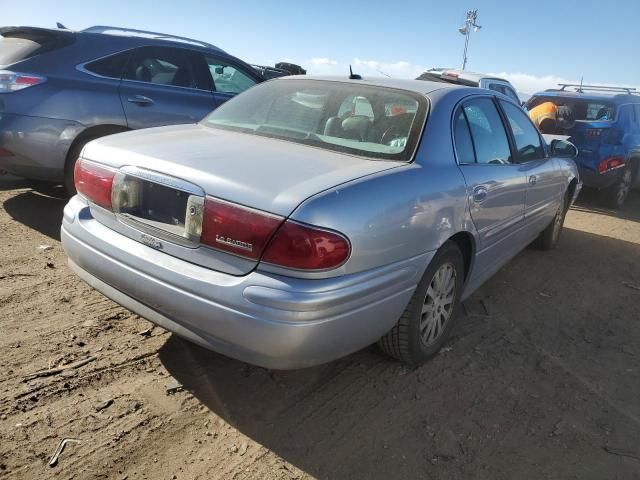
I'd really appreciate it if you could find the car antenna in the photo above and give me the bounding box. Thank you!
[349,65,362,80]
[56,22,68,29]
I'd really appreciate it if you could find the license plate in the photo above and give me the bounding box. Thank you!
[111,167,204,246]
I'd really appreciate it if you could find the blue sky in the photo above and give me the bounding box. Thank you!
[4,0,640,93]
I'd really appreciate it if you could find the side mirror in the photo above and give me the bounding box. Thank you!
[550,139,578,159]
[214,66,225,75]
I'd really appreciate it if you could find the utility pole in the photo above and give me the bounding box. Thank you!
[459,9,482,70]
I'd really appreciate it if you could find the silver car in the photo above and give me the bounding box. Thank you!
[61,76,581,369]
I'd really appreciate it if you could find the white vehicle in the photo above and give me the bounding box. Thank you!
[417,68,521,105]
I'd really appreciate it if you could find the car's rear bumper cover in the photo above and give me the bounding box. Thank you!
[61,196,430,369]
[577,165,623,190]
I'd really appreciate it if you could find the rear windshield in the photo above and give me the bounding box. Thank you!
[528,96,616,121]
[0,37,40,65]
[0,31,73,66]
[202,79,428,161]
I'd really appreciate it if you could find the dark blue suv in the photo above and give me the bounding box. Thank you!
[527,84,640,208]
[0,25,266,193]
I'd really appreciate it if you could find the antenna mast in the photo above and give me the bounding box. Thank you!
[459,9,482,70]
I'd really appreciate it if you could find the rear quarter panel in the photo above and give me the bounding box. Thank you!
[286,88,476,280]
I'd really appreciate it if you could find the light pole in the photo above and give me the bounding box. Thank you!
[458,9,482,70]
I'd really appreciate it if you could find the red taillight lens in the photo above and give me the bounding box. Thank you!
[597,156,625,174]
[0,70,46,92]
[74,158,115,209]
[262,221,350,270]
[200,197,283,259]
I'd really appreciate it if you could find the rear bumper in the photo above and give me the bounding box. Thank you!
[61,196,427,369]
[577,165,622,190]
[0,113,83,181]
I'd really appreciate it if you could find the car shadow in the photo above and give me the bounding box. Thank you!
[572,188,640,223]
[159,227,640,479]
[0,174,32,191]
[3,189,67,240]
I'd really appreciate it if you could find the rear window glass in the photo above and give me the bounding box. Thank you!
[0,37,40,65]
[0,32,73,66]
[528,96,616,121]
[202,79,428,161]
[84,51,131,78]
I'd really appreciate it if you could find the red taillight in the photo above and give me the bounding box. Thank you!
[597,156,625,174]
[74,158,115,209]
[262,221,350,270]
[0,70,46,92]
[200,197,283,259]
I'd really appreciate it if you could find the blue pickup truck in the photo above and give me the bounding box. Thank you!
[527,84,640,208]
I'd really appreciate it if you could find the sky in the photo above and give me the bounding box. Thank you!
[3,0,640,94]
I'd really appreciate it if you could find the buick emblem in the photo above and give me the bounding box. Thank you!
[140,233,163,250]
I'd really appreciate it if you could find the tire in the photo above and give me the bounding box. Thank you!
[378,241,464,366]
[63,137,99,197]
[535,193,567,250]
[599,163,633,209]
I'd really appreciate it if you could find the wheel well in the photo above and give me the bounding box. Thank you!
[447,232,474,282]
[567,178,578,208]
[64,125,129,173]
[629,155,640,182]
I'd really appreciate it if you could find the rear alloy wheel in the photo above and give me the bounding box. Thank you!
[378,241,464,365]
[535,193,566,250]
[600,164,633,209]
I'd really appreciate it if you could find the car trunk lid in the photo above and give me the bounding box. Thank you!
[80,123,401,275]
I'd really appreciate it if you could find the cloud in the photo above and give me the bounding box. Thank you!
[310,57,337,66]
[489,72,640,95]
[286,58,640,96]
[487,72,577,95]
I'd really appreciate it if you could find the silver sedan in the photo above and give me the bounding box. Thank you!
[61,76,581,369]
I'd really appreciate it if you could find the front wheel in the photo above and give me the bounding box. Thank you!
[378,241,464,366]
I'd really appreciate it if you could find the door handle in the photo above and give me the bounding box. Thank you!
[529,175,537,186]
[472,185,488,203]
[127,95,154,105]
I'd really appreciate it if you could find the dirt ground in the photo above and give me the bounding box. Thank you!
[0,176,639,480]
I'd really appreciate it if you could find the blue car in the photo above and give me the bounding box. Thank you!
[527,84,640,208]
[0,25,265,194]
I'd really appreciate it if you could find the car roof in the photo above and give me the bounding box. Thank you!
[278,75,463,95]
[0,25,226,54]
[531,90,640,104]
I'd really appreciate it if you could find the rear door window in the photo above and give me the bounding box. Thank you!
[123,46,209,90]
[499,100,545,162]
[84,51,131,79]
[462,98,512,164]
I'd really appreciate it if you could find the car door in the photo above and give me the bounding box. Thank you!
[453,97,527,274]
[203,55,260,107]
[119,46,216,129]
[498,99,564,233]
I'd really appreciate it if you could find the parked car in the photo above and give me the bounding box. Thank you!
[417,68,522,105]
[251,64,290,79]
[61,77,581,369]
[0,24,265,194]
[526,84,640,208]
